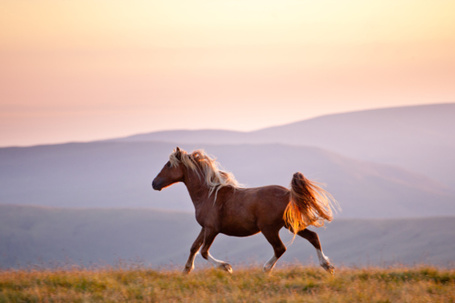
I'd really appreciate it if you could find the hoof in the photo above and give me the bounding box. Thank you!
[182,266,193,275]
[219,263,233,274]
[322,263,335,275]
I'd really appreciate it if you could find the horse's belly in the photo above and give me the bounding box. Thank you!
[220,222,260,237]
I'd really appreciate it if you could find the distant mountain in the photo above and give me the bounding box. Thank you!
[1,205,454,269]
[118,104,455,188]
[253,103,455,188]
[118,129,250,145]
[1,142,453,218]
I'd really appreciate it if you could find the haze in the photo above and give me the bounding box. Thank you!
[1,0,454,146]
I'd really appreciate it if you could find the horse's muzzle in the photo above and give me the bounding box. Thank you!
[152,179,162,191]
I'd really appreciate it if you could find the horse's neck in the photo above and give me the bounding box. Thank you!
[183,169,212,209]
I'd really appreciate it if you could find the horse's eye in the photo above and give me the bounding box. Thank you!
[166,162,171,167]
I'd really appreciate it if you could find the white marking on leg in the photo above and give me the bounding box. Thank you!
[316,249,329,266]
[206,253,233,273]
[317,249,334,274]
[263,255,278,272]
[207,253,224,267]
[184,252,198,272]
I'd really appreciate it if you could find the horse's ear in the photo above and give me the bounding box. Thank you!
[175,147,182,160]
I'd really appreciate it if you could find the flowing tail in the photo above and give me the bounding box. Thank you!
[284,172,339,234]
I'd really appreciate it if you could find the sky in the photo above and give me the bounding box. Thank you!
[1,0,454,147]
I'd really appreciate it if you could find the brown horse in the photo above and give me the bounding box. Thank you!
[152,147,338,274]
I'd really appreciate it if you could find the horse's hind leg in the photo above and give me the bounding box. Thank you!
[262,228,286,273]
[298,229,334,274]
[183,228,205,274]
[200,228,233,274]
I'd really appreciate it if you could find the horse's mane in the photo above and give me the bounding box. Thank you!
[169,148,240,200]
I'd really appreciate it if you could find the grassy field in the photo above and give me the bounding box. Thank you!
[1,266,454,302]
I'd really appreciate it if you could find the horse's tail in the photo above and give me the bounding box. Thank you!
[284,172,338,234]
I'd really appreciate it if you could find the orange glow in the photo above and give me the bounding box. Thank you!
[1,0,454,146]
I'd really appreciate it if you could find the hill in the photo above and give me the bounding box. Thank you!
[254,103,455,188]
[0,142,453,218]
[119,104,455,188]
[1,205,454,269]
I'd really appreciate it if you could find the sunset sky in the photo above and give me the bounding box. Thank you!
[1,0,454,146]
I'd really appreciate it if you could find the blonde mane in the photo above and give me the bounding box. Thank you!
[169,148,240,200]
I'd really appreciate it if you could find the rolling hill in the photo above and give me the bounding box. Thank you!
[1,205,454,269]
[0,142,453,218]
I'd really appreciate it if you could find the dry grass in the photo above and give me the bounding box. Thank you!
[1,265,454,302]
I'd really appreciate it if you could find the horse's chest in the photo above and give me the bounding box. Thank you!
[194,208,218,228]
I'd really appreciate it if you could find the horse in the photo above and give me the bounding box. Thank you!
[152,147,339,274]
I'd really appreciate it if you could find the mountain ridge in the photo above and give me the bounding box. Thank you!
[117,103,454,144]
[114,103,455,188]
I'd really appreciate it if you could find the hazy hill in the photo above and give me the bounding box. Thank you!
[119,104,455,188]
[1,142,453,218]
[1,205,454,269]
[119,129,250,145]
[254,103,455,188]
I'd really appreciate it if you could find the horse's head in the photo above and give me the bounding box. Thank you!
[152,147,185,191]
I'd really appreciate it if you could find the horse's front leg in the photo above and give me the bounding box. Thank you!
[183,228,205,274]
[200,228,233,274]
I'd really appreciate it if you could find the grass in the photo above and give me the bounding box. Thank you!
[1,265,454,302]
